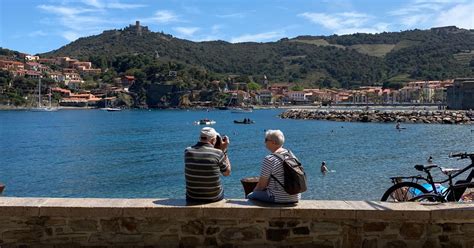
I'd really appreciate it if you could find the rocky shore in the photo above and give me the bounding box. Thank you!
[280,109,474,124]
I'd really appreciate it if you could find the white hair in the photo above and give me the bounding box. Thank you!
[265,129,285,146]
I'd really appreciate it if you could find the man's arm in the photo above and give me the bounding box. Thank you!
[222,154,231,176]
[254,176,269,191]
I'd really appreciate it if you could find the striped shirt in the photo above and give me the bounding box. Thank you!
[260,149,301,203]
[184,142,229,202]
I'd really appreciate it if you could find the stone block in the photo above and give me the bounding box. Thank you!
[380,234,398,240]
[100,218,121,232]
[204,237,218,246]
[206,226,220,235]
[266,229,289,242]
[285,236,314,244]
[399,223,424,240]
[316,234,343,241]
[110,234,143,244]
[384,240,407,248]
[269,220,285,228]
[363,222,387,232]
[2,229,43,243]
[137,218,172,233]
[44,218,67,226]
[122,206,201,219]
[292,226,310,235]
[422,239,441,248]
[460,223,474,233]
[428,203,474,222]
[311,222,341,233]
[205,219,238,226]
[0,206,40,217]
[218,226,262,242]
[362,238,378,248]
[180,236,201,248]
[441,223,459,233]
[182,220,204,235]
[120,217,138,233]
[69,219,98,232]
[427,225,443,235]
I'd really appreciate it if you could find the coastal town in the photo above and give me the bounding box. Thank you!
[1,53,473,110]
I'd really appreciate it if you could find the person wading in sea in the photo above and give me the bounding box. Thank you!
[321,161,329,175]
[184,127,231,203]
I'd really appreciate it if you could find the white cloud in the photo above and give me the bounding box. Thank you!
[230,31,284,43]
[81,0,103,8]
[106,2,146,9]
[399,14,431,27]
[79,0,145,9]
[37,3,127,42]
[174,27,200,37]
[299,11,387,34]
[216,12,246,18]
[434,3,474,29]
[211,24,223,34]
[38,5,95,16]
[28,30,48,37]
[145,10,180,24]
[62,31,80,41]
[389,0,474,29]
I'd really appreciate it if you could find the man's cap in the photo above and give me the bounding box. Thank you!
[322,161,326,165]
[200,127,219,139]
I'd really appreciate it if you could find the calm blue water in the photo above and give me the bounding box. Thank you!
[1,109,473,200]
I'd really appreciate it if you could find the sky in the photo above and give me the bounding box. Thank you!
[1,0,473,55]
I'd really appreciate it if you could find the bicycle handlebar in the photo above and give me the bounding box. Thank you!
[449,152,474,160]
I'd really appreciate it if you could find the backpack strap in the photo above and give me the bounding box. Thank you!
[269,152,288,189]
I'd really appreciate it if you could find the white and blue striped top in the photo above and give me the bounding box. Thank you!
[260,149,301,203]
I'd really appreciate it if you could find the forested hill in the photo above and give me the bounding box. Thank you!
[42,25,474,88]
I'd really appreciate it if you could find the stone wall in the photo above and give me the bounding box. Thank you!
[0,197,473,247]
[280,109,474,124]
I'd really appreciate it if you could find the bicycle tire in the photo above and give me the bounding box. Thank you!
[381,182,429,202]
[410,193,445,202]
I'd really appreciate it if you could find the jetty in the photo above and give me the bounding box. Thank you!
[280,109,474,124]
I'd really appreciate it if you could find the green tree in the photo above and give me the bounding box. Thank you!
[291,85,304,91]
[247,82,261,91]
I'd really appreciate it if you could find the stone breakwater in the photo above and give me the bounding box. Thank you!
[280,109,474,124]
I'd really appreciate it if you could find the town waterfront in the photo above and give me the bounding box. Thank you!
[1,109,473,200]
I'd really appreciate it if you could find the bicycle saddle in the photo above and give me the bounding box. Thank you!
[440,167,462,176]
[414,164,438,171]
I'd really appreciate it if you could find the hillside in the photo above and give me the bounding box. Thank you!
[41,25,474,88]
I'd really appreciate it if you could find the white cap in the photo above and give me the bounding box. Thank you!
[200,127,219,140]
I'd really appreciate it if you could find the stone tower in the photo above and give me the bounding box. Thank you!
[136,21,142,35]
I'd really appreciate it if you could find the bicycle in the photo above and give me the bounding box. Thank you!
[381,152,474,202]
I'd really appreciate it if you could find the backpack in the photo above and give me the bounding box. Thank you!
[270,151,307,195]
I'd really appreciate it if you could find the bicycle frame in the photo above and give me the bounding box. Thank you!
[414,156,474,202]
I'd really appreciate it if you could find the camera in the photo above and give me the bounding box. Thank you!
[214,134,227,149]
[214,134,223,149]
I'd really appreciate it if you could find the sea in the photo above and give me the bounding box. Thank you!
[0,108,473,200]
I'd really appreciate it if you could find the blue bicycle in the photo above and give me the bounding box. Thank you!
[381,152,474,202]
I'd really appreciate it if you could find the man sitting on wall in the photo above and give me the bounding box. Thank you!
[184,127,231,203]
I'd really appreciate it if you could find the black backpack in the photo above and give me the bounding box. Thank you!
[270,151,307,195]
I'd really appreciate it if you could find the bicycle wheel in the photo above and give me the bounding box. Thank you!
[410,193,445,202]
[381,182,429,202]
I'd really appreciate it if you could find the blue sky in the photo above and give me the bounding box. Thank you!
[1,0,473,54]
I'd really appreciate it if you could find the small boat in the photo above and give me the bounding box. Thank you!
[234,119,254,124]
[231,107,253,113]
[105,107,122,112]
[0,183,5,194]
[194,119,216,125]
